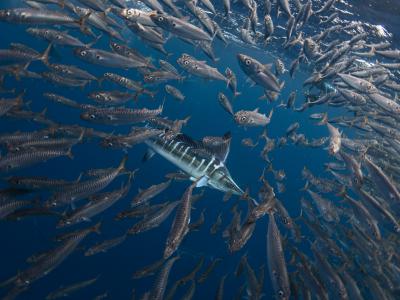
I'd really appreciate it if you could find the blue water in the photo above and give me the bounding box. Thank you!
[0,0,399,299]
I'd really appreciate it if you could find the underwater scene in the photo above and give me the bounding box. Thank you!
[0,0,400,299]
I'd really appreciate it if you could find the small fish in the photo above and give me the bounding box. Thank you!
[46,276,99,299]
[0,148,73,173]
[164,180,198,259]
[75,48,148,69]
[148,256,180,300]
[132,179,172,207]
[81,105,163,126]
[132,258,165,279]
[84,235,127,256]
[48,156,128,207]
[326,123,341,155]
[225,67,241,97]
[197,258,222,283]
[218,92,234,116]
[267,212,290,300]
[88,91,135,106]
[127,200,179,235]
[165,85,185,101]
[234,108,273,127]
[150,13,211,41]
[177,54,227,82]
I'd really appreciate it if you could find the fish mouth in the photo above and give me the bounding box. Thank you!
[236,54,246,62]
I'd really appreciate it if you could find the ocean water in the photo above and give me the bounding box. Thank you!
[0,0,399,299]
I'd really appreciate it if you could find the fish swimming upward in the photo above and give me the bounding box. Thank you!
[145,131,244,196]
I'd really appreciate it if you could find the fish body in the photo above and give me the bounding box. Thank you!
[145,131,243,195]
[150,13,211,41]
[234,108,273,127]
[75,48,148,69]
[0,8,78,25]
[267,212,290,300]
[81,105,163,125]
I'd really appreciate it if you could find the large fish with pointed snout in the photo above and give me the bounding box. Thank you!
[145,131,244,196]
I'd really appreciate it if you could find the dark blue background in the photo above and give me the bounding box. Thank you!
[0,0,396,299]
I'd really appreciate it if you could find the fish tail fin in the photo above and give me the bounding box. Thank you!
[335,186,347,197]
[92,222,102,234]
[268,108,274,120]
[300,180,309,192]
[0,275,17,288]
[66,148,74,160]
[39,107,47,118]
[160,96,166,111]
[77,11,92,34]
[317,113,328,125]
[40,42,53,65]
[15,90,26,107]
[118,155,128,172]
[78,129,85,143]
[85,33,102,49]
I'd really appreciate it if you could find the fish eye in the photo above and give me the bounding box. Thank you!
[245,59,251,65]
[90,114,96,119]
[96,55,101,60]
[127,9,132,15]
[108,142,113,147]
[80,50,87,56]
[184,60,189,65]
[240,116,247,121]
[278,290,284,297]
[158,16,164,22]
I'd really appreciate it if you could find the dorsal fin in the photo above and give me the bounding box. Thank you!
[201,131,231,162]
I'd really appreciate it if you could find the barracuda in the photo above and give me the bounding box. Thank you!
[145,131,244,196]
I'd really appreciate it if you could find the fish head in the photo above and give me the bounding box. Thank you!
[149,12,171,29]
[276,289,290,300]
[328,141,340,155]
[208,166,244,196]
[119,8,135,19]
[100,137,118,148]
[177,55,192,70]
[26,28,38,35]
[143,73,157,83]
[237,53,258,74]
[264,14,272,24]
[80,111,98,122]
[234,111,250,125]
[74,47,91,59]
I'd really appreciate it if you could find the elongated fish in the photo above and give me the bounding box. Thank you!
[164,180,197,259]
[47,156,127,207]
[149,256,180,300]
[145,131,243,195]
[267,212,290,300]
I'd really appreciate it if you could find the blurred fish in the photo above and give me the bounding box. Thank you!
[46,276,99,299]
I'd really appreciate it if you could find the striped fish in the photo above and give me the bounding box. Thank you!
[145,131,244,195]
